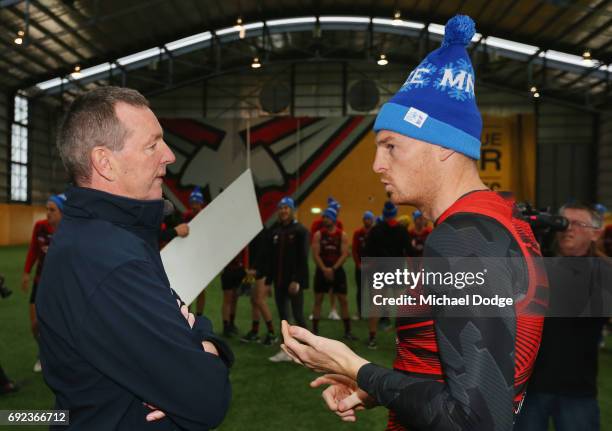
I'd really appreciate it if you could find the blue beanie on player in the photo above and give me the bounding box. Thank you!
[322,207,337,223]
[373,15,482,160]
[278,196,296,210]
[363,211,375,221]
[328,197,341,211]
[48,193,67,212]
[189,186,205,204]
[383,201,397,219]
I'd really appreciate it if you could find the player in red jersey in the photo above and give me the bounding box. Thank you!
[281,15,547,431]
[184,186,207,316]
[407,210,432,257]
[310,197,344,321]
[352,211,375,319]
[312,207,356,340]
[22,193,66,372]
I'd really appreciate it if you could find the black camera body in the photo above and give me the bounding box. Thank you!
[517,202,569,256]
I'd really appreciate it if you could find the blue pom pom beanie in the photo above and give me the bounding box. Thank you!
[383,201,397,219]
[374,15,482,160]
[189,186,205,204]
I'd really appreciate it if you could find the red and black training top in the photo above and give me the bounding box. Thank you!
[357,190,549,431]
[319,228,344,267]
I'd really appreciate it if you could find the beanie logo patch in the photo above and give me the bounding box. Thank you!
[404,107,428,128]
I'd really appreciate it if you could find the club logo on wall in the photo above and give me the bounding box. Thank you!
[160,116,374,222]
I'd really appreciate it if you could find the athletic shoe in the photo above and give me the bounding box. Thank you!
[240,331,260,343]
[367,338,378,350]
[229,325,240,336]
[223,328,233,338]
[328,309,341,320]
[343,332,358,341]
[268,350,292,362]
[33,360,42,373]
[262,333,279,346]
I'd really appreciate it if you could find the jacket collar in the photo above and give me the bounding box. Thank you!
[63,186,164,232]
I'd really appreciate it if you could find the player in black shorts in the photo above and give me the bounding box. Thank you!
[221,249,247,337]
[312,207,356,340]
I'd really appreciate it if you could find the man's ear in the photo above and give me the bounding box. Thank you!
[439,146,455,161]
[90,146,116,182]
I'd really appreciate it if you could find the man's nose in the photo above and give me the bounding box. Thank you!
[161,140,176,164]
[372,147,386,174]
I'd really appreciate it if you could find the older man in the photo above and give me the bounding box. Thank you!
[36,86,232,430]
[281,15,547,431]
[516,203,606,431]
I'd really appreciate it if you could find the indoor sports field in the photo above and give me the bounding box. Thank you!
[1,245,612,431]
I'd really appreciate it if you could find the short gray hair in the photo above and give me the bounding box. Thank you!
[559,202,603,229]
[57,86,149,184]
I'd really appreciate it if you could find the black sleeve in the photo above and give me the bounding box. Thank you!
[357,214,522,431]
[159,226,178,243]
[77,260,231,431]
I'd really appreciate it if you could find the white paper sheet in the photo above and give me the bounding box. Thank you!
[161,170,263,305]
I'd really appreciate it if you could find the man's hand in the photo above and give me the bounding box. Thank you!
[280,321,369,379]
[146,299,220,422]
[174,223,190,238]
[176,299,218,355]
[323,267,334,281]
[310,374,376,422]
[21,273,30,293]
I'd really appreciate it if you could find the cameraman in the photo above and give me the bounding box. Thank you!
[516,202,606,431]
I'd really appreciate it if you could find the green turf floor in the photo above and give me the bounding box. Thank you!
[0,244,611,430]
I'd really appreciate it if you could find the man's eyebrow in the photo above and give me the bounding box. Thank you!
[376,136,395,145]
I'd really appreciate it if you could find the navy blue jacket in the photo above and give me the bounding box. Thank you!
[37,186,232,430]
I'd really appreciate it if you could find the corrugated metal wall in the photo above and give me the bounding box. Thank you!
[4,62,601,210]
[597,113,612,208]
[537,104,595,209]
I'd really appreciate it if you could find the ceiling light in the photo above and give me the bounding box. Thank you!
[311,207,321,214]
[235,17,245,39]
[533,92,540,98]
[251,57,261,69]
[530,86,537,93]
[377,54,388,66]
[392,11,402,25]
[14,30,24,45]
[71,65,82,78]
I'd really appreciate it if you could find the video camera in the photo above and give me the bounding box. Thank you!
[517,202,569,256]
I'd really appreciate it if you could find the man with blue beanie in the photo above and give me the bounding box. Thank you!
[309,197,344,321]
[408,209,432,257]
[281,15,547,431]
[22,193,66,372]
[352,211,375,319]
[266,197,310,362]
[312,207,356,340]
[363,201,413,348]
